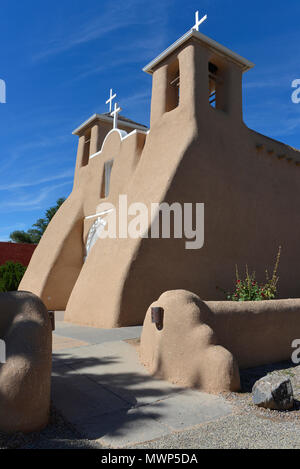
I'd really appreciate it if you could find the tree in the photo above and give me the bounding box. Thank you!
[10,197,66,244]
[0,261,27,292]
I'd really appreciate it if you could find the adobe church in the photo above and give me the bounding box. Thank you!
[20,17,300,328]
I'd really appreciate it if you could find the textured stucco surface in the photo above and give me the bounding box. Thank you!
[140,290,300,392]
[20,35,300,328]
[140,290,241,393]
[0,291,52,433]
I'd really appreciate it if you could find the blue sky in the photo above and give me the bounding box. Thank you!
[0,0,300,241]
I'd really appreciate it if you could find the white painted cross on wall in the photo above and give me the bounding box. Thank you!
[106,88,117,113]
[193,11,207,31]
[111,102,122,129]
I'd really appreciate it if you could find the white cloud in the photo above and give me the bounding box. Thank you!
[32,0,168,62]
[0,181,71,212]
[0,170,73,191]
[0,223,26,233]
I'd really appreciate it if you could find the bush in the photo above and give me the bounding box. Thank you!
[226,246,281,301]
[0,261,27,292]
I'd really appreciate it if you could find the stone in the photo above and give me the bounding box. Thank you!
[252,375,294,411]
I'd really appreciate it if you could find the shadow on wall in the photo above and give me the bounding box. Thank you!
[239,361,299,392]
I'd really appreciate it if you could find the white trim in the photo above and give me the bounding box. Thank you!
[89,128,149,160]
[143,29,255,75]
[106,88,117,113]
[85,208,114,221]
[72,113,148,135]
[111,102,122,129]
[89,128,127,159]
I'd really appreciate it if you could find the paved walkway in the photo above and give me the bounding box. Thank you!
[52,319,234,448]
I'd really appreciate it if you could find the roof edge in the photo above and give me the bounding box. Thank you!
[72,113,148,136]
[143,29,255,75]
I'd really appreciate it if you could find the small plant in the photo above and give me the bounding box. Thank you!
[0,261,27,292]
[226,246,281,302]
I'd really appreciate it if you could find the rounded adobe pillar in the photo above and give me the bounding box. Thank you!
[90,124,101,156]
[179,42,210,116]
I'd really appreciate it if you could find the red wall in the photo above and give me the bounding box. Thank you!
[0,242,37,266]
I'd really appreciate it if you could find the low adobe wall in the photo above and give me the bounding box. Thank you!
[0,242,37,266]
[205,298,300,369]
[140,290,300,393]
[0,291,52,433]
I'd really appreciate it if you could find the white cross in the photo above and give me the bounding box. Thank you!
[111,102,122,129]
[106,88,117,113]
[193,11,207,31]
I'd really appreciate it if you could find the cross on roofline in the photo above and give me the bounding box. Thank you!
[111,102,122,130]
[193,11,207,32]
[106,88,117,113]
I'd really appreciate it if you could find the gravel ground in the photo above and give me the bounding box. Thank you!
[130,360,300,449]
[2,360,300,450]
[131,413,300,449]
[0,406,103,450]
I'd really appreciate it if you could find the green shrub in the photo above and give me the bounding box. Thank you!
[226,246,281,301]
[0,261,27,292]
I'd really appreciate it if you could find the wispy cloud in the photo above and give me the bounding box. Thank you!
[244,78,292,90]
[0,181,72,212]
[245,94,300,140]
[72,32,168,82]
[33,0,168,62]
[122,90,150,107]
[0,223,26,233]
[0,170,73,191]
[1,133,72,174]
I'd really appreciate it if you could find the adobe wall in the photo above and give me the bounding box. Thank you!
[0,242,37,266]
[64,45,198,327]
[140,290,241,393]
[20,38,300,328]
[116,105,300,326]
[0,291,52,433]
[207,298,300,368]
[19,197,84,311]
[111,40,300,325]
[140,290,300,393]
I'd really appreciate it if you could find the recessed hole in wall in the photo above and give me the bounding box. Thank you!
[209,62,222,109]
[81,131,91,167]
[166,58,180,112]
[101,159,114,198]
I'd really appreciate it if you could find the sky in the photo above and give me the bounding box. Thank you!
[0,0,300,241]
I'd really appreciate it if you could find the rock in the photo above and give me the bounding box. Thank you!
[252,375,294,410]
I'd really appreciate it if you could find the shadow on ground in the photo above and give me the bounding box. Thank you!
[51,350,182,445]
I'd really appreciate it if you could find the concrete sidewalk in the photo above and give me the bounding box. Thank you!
[52,320,234,448]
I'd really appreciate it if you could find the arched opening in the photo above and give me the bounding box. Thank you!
[166,58,180,112]
[81,130,91,167]
[100,159,114,198]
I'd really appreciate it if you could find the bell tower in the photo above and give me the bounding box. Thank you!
[144,26,254,128]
